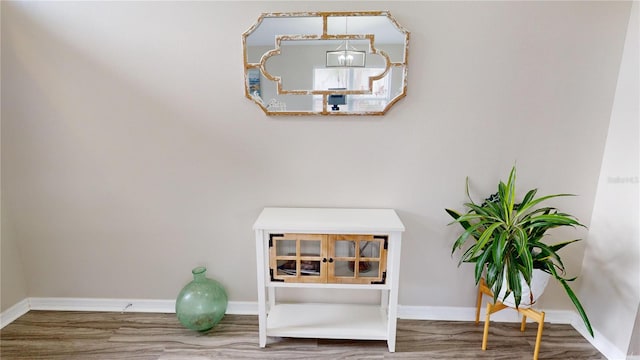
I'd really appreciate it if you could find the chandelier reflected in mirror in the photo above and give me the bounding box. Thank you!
[326,44,366,67]
[326,17,366,67]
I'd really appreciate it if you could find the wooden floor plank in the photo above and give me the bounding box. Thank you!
[0,311,604,359]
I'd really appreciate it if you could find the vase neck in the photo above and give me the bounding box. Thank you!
[192,266,207,281]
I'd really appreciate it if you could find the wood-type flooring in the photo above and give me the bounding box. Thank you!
[0,311,604,359]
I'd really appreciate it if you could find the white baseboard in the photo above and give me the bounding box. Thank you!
[1,298,626,359]
[1,297,257,329]
[568,311,627,360]
[397,305,574,324]
[29,297,176,313]
[398,305,626,360]
[226,301,258,315]
[28,297,258,315]
[0,298,30,328]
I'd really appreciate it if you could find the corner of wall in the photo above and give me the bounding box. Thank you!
[1,194,29,313]
[577,1,639,357]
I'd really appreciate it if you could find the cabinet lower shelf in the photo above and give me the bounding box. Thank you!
[266,303,389,340]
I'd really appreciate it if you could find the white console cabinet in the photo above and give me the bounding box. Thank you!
[253,207,405,352]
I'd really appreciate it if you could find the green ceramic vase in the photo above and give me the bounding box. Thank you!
[175,266,228,331]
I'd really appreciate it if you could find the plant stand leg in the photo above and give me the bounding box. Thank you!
[476,278,546,359]
[482,301,508,350]
[517,307,545,360]
[482,302,492,350]
[476,278,493,325]
[475,279,484,324]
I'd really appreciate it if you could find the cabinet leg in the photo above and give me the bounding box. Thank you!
[255,229,268,348]
[257,304,267,348]
[257,305,267,348]
[387,338,396,352]
[386,299,398,353]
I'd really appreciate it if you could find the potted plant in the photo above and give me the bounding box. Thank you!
[445,166,593,336]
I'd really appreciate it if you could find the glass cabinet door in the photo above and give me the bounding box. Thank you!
[269,233,326,283]
[328,235,387,284]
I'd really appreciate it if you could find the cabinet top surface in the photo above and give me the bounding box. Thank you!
[253,207,405,233]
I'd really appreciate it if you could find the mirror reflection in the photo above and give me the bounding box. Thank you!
[243,11,409,115]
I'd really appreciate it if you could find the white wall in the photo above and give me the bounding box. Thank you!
[0,68,29,312]
[0,206,28,312]
[0,0,632,328]
[0,2,29,312]
[578,1,639,357]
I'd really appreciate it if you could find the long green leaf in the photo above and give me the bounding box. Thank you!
[527,215,582,226]
[547,239,582,252]
[453,212,496,224]
[468,222,503,260]
[515,193,576,219]
[487,263,503,303]
[548,265,593,336]
[465,176,475,204]
[505,257,522,306]
[464,202,502,219]
[459,244,481,265]
[519,188,538,210]
[445,208,462,221]
[530,242,566,271]
[498,181,508,222]
[492,231,507,266]
[474,249,492,284]
[513,227,529,258]
[516,239,533,282]
[505,166,517,224]
[451,221,487,254]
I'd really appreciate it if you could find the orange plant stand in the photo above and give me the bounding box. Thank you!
[475,278,546,360]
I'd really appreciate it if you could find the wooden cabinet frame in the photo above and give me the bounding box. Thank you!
[327,234,388,284]
[269,233,326,284]
[269,233,388,284]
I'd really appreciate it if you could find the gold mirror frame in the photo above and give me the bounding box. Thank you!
[242,11,410,116]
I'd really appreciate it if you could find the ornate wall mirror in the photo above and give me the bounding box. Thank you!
[242,11,410,116]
